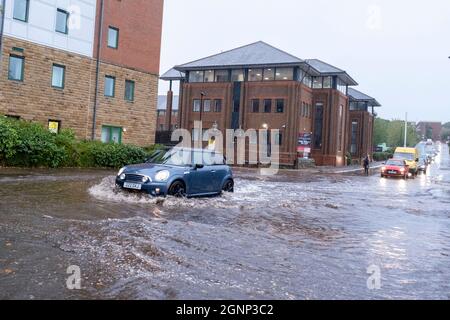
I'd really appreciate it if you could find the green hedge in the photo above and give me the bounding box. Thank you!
[373,151,393,162]
[0,117,164,168]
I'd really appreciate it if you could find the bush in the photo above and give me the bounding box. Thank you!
[373,152,393,162]
[0,118,155,168]
[0,118,19,161]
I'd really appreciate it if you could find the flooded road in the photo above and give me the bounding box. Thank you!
[1,144,450,300]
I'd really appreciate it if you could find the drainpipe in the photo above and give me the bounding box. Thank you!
[91,0,105,141]
[0,0,6,69]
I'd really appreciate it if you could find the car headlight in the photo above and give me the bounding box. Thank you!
[155,170,170,182]
[142,176,150,183]
[120,173,126,180]
[118,167,125,177]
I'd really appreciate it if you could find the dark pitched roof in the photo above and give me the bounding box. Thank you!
[175,41,306,71]
[160,68,185,81]
[347,88,381,107]
[306,59,358,86]
[157,95,179,111]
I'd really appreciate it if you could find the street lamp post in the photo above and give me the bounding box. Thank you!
[198,91,206,145]
[199,91,206,123]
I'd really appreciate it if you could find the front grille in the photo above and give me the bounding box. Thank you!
[125,174,145,183]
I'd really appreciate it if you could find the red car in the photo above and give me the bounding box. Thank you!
[381,159,410,179]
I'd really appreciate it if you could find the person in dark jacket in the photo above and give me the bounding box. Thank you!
[363,155,370,176]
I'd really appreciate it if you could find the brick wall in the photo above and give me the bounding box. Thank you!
[0,36,157,146]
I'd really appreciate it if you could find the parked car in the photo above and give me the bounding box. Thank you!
[116,148,234,197]
[381,159,410,179]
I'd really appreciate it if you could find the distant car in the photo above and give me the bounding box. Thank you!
[418,158,428,174]
[381,159,410,179]
[115,148,234,197]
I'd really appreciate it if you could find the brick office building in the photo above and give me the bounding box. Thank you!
[0,0,163,146]
[161,41,375,167]
[416,122,442,141]
[347,88,381,162]
[156,95,179,132]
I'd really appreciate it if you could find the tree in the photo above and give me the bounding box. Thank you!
[373,118,419,148]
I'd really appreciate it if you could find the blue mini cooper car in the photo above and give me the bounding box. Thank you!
[115,148,234,197]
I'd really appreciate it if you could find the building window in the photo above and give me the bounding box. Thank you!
[303,75,312,87]
[51,64,65,88]
[101,126,122,144]
[157,110,166,117]
[125,80,135,101]
[337,79,347,95]
[13,0,29,22]
[264,99,272,113]
[248,68,263,82]
[214,99,222,113]
[252,99,260,113]
[55,9,69,34]
[193,99,201,112]
[215,70,229,82]
[276,132,283,146]
[203,99,211,112]
[313,77,323,89]
[337,105,343,151]
[204,70,214,82]
[48,120,61,134]
[351,121,358,154]
[108,27,119,49]
[313,103,324,149]
[8,55,24,81]
[231,69,244,82]
[104,76,115,97]
[189,71,204,83]
[263,68,275,81]
[323,76,332,89]
[276,99,284,113]
[275,68,294,80]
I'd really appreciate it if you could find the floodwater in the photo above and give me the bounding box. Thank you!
[1,144,449,300]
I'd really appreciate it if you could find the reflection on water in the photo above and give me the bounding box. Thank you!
[0,145,450,299]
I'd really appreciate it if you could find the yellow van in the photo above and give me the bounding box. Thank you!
[393,147,419,176]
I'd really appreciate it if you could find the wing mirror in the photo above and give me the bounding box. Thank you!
[194,164,204,170]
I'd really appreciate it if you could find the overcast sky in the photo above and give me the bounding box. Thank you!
[158,0,450,123]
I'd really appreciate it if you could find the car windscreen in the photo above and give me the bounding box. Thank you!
[386,160,405,166]
[393,152,415,161]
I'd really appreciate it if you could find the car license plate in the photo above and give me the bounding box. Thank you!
[123,182,142,190]
[388,170,396,174]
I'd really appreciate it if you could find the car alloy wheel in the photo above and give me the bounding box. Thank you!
[169,181,186,198]
[223,179,234,193]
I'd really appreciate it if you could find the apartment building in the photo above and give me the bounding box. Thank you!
[161,41,378,167]
[0,0,164,146]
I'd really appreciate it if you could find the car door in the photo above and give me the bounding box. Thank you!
[187,150,215,195]
[210,164,228,192]
[188,165,215,195]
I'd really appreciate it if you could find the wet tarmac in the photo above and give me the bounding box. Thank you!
[1,144,449,300]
